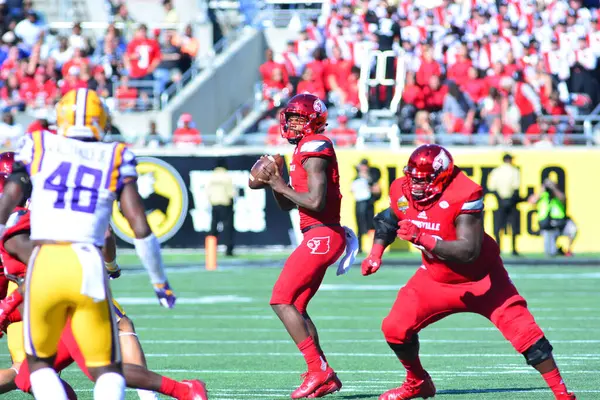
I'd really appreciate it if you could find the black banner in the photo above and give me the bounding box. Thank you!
[111,155,294,248]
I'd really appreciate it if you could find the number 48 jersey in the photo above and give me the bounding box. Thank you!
[16,130,137,246]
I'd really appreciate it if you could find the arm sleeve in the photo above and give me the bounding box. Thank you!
[373,207,399,246]
[459,188,484,215]
[116,147,138,193]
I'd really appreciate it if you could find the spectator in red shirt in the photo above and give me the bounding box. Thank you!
[416,45,441,88]
[115,75,138,111]
[461,66,487,104]
[323,46,352,98]
[342,66,361,109]
[0,74,25,112]
[296,67,326,100]
[304,48,327,96]
[0,46,20,80]
[398,72,424,133]
[60,67,88,96]
[446,44,472,87]
[61,47,90,79]
[503,51,521,78]
[125,24,162,80]
[173,113,202,145]
[329,115,357,147]
[263,67,292,110]
[415,111,434,145]
[260,48,289,88]
[423,75,447,112]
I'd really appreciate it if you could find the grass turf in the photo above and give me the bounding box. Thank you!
[3,264,600,399]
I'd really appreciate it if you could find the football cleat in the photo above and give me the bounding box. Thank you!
[291,368,335,399]
[182,379,208,400]
[379,374,436,400]
[307,373,342,398]
[555,392,576,400]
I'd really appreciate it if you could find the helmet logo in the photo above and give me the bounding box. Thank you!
[313,99,323,113]
[432,150,450,172]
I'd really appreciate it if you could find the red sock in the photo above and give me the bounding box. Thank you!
[400,356,427,381]
[298,336,328,372]
[542,368,569,396]
[159,377,190,399]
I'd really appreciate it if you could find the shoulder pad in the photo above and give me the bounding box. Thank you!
[300,139,332,154]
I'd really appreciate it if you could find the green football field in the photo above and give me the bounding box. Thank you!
[3,262,600,399]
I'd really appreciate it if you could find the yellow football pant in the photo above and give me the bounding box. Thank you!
[24,244,120,367]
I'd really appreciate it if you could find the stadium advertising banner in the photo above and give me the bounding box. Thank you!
[334,148,599,254]
[114,149,598,254]
[111,155,295,248]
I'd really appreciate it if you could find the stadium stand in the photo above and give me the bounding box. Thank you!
[249,0,600,147]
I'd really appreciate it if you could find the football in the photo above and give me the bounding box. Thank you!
[248,155,284,189]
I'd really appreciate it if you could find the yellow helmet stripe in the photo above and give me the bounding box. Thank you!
[75,88,88,126]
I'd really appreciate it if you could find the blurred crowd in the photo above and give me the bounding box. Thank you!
[258,0,600,146]
[0,0,199,122]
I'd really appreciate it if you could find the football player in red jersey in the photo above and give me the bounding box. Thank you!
[259,93,346,398]
[362,144,576,400]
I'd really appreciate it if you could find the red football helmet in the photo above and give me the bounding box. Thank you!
[280,93,328,143]
[403,144,455,204]
[0,151,15,175]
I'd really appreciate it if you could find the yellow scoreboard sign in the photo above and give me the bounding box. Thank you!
[285,148,598,254]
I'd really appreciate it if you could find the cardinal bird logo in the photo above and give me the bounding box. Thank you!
[306,236,331,254]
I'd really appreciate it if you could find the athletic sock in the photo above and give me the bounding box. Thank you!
[298,336,328,372]
[30,368,68,400]
[94,372,125,400]
[159,376,190,399]
[400,356,427,381]
[542,368,569,396]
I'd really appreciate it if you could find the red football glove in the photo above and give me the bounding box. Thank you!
[397,220,437,252]
[0,289,23,336]
[362,244,385,276]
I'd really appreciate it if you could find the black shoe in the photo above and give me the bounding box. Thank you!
[511,251,521,257]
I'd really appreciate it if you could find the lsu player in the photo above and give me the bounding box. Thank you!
[0,88,176,400]
[0,152,206,400]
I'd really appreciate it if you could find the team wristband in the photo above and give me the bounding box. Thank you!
[370,243,385,258]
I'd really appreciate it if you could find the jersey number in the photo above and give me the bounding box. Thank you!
[44,162,102,214]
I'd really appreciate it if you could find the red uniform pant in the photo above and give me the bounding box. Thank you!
[16,319,90,393]
[270,226,346,314]
[382,266,544,354]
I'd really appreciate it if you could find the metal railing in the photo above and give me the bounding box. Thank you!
[110,80,161,111]
[159,27,246,108]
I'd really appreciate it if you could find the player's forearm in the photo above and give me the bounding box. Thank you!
[103,226,117,263]
[273,189,296,211]
[277,185,325,212]
[430,238,480,263]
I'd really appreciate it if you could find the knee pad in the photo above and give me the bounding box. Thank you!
[522,337,553,366]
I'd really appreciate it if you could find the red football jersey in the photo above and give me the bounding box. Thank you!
[126,38,161,79]
[290,134,342,230]
[0,207,30,281]
[389,168,503,284]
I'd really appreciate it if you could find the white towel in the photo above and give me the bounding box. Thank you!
[337,226,359,276]
[73,244,106,302]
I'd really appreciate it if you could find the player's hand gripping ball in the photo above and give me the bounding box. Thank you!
[248,155,284,189]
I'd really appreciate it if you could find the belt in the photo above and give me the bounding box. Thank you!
[301,223,341,234]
